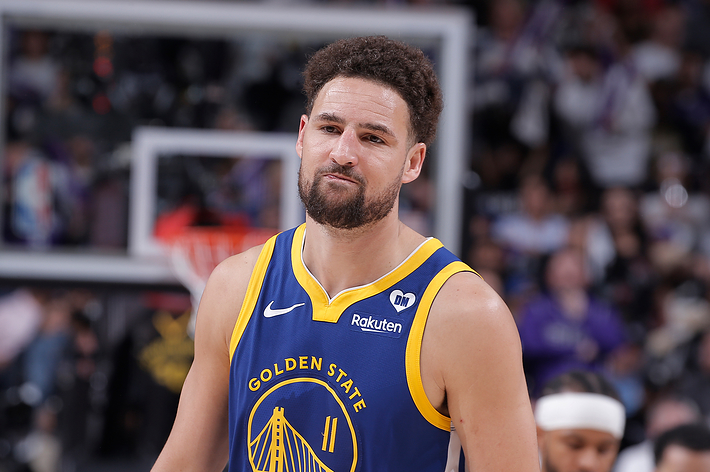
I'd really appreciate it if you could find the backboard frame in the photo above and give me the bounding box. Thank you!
[129,127,302,259]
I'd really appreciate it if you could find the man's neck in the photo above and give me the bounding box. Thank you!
[301,214,425,298]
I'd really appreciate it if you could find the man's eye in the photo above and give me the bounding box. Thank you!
[597,445,614,455]
[367,135,384,144]
[322,126,338,133]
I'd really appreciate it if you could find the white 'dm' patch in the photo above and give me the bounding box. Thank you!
[389,290,416,312]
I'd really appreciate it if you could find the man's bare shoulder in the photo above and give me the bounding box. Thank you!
[196,244,265,349]
[431,271,514,333]
[424,270,522,377]
[425,274,538,471]
[209,244,264,289]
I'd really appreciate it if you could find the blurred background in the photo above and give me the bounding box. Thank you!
[2,0,710,471]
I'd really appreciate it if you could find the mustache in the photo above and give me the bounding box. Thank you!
[317,163,366,185]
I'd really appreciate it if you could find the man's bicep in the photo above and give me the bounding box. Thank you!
[152,351,231,471]
[152,252,256,471]
[433,276,540,471]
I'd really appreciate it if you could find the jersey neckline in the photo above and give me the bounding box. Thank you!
[290,224,443,323]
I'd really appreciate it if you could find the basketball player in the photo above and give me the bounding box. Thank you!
[151,36,539,471]
[535,370,626,472]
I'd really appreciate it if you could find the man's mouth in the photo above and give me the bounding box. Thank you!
[323,173,359,184]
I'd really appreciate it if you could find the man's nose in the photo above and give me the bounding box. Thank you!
[330,128,359,167]
[577,448,603,472]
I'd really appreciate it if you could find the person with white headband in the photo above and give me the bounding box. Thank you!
[535,370,626,472]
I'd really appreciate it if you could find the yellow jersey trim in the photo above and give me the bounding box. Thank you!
[405,261,476,431]
[290,223,445,323]
[229,234,278,361]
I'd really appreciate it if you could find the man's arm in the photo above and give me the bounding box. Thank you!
[151,247,261,472]
[422,271,540,471]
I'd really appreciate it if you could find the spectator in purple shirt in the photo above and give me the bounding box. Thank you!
[518,246,627,395]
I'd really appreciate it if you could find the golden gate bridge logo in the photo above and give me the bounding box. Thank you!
[247,378,357,472]
[249,407,334,472]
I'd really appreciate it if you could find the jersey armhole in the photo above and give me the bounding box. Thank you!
[228,235,278,362]
[405,261,477,431]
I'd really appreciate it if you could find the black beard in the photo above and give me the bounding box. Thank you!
[298,162,400,230]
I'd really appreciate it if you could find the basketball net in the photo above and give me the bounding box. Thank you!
[159,226,276,337]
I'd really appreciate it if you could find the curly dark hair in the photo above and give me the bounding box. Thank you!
[303,35,443,147]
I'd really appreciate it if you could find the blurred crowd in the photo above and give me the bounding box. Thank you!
[0,287,195,472]
[466,0,710,448]
[3,0,710,471]
[2,28,301,249]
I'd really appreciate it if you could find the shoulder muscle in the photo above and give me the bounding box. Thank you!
[195,244,264,355]
[423,271,539,471]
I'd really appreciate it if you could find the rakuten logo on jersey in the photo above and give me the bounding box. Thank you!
[350,313,403,338]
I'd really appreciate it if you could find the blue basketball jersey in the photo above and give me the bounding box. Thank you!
[228,224,475,471]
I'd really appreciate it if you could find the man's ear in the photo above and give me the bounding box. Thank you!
[296,114,308,159]
[402,143,426,184]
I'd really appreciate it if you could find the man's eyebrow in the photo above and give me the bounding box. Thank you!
[315,112,344,124]
[362,122,396,138]
[314,112,396,139]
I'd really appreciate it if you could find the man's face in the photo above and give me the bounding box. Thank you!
[539,428,620,472]
[295,76,425,230]
[656,445,710,472]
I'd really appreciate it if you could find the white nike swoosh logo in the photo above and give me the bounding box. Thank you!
[263,301,305,318]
